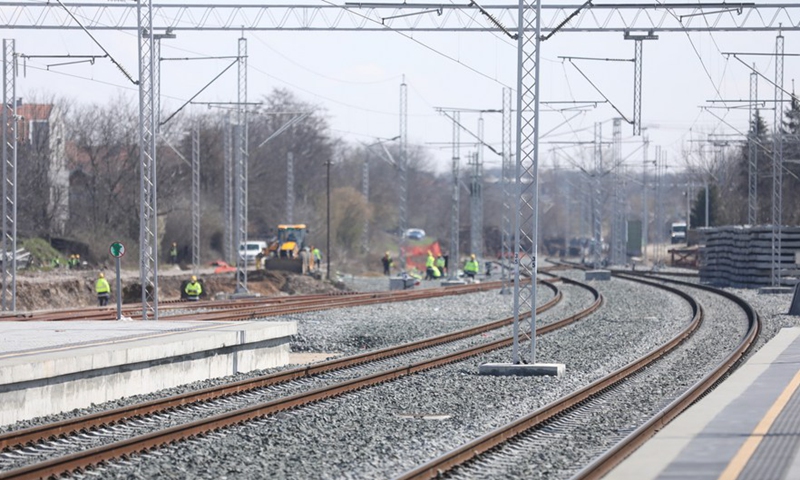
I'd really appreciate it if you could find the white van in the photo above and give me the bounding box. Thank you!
[238,241,267,264]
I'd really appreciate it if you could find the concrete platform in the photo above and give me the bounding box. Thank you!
[479,362,565,377]
[607,327,800,480]
[0,320,295,426]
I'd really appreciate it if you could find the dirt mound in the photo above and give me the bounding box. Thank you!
[10,269,347,312]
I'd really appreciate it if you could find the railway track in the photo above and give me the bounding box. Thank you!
[0,280,510,323]
[396,271,759,480]
[0,276,601,479]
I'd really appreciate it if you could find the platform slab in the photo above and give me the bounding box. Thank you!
[606,327,800,480]
[479,362,565,377]
[0,320,295,425]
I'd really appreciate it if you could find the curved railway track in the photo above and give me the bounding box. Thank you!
[0,276,601,479]
[396,271,759,480]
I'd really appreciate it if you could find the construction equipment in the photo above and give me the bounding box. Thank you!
[264,224,314,274]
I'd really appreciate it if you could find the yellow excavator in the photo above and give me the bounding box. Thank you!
[263,224,314,274]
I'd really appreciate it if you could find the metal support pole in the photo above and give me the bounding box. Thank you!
[474,115,484,259]
[705,181,709,228]
[611,118,626,265]
[138,0,158,320]
[633,39,643,135]
[361,150,369,254]
[771,32,784,287]
[748,69,759,226]
[223,113,233,264]
[511,0,543,365]
[469,151,482,259]
[641,130,649,262]
[234,36,248,293]
[449,112,460,281]
[287,151,294,224]
[592,122,602,268]
[191,123,200,274]
[500,87,512,293]
[326,159,331,280]
[399,77,408,272]
[1,39,16,312]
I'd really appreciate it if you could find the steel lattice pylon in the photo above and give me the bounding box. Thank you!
[287,151,296,227]
[654,146,664,266]
[191,124,200,274]
[611,118,626,265]
[449,112,460,281]
[223,113,233,264]
[398,78,408,272]
[469,151,483,261]
[748,70,759,226]
[472,116,484,259]
[641,131,649,261]
[361,150,369,254]
[633,39,643,136]
[771,33,784,287]
[511,0,543,365]
[500,88,512,293]
[234,36,248,293]
[1,38,16,312]
[138,0,159,320]
[592,122,603,268]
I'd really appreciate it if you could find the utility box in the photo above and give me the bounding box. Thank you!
[795,251,800,265]
[390,277,416,290]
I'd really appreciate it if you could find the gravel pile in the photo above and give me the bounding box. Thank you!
[92,275,693,480]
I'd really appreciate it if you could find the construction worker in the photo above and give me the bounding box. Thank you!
[96,273,111,307]
[431,264,441,279]
[381,251,393,276]
[170,242,178,265]
[68,254,76,269]
[75,254,82,270]
[311,246,322,271]
[185,275,202,301]
[464,254,480,283]
[51,257,61,269]
[435,254,446,276]
[425,251,436,280]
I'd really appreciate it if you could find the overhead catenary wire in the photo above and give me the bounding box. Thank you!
[52,0,136,85]
[317,0,512,89]
[566,59,631,124]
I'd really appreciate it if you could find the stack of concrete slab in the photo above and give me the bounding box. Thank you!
[698,226,800,288]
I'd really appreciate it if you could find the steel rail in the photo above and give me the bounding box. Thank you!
[0,277,601,478]
[0,280,508,322]
[570,272,761,479]
[0,279,567,453]
[396,274,706,480]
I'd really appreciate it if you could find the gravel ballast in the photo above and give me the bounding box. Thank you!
[90,275,693,479]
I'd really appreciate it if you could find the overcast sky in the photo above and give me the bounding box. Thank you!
[4,0,797,174]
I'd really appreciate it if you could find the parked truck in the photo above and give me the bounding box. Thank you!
[670,222,687,244]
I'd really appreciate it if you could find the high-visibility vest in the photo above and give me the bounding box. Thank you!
[185,281,202,297]
[464,259,479,273]
[425,255,435,268]
[431,265,441,278]
[435,257,445,268]
[96,278,110,294]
